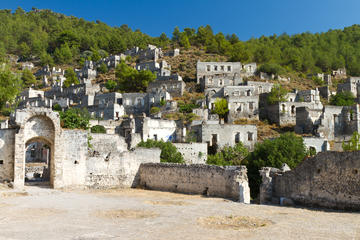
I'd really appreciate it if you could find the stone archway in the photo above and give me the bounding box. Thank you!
[13,108,62,189]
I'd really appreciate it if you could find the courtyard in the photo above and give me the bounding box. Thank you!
[0,186,359,240]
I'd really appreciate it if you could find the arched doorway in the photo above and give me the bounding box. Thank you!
[25,137,52,185]
[13,109,62,189]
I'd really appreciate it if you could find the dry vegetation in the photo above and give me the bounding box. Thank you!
[94,209,159,220]
[144,200,191,206]
[161,47,228,81]
[234,118,295,141]
[197,215,272,230]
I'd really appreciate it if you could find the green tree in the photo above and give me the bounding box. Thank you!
[97,62,108,74]
[172,26,181,42]
[54,43,73,64]
[330,91,355,106]
[207,142,249,166]
[212,98,229,119]
[115,62,156,92]
[63,69,79,88]
[91,48,101,62]
[179,33,191,49]
[40,52,54,67]
[105,80,117,92]
[21,69,37,88]
[267,84,288,104]
[59,108,90,129]
[0,67,22,111]
[342,132,360,151]
[247,132,306,197]
[137,139,184,163]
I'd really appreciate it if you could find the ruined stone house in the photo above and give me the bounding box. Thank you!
[190,121,257,151]
[264,89,323,126]
[197,61,243,84]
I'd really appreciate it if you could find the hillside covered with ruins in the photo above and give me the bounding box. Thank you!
[0,7,360,204]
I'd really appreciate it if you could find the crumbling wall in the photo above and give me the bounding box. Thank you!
[0,129,15,182]
[86,133,160,188]
[265,151,360,210]
[61,129,88,187]
[138,163,250,203]
[173,143,207,164]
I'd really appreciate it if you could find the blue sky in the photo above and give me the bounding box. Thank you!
[1,0,360,40]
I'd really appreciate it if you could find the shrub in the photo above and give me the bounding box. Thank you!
[59,108,90,130]
[52,104,62,112]
[137,139,184,163]
[91,125,106,133]
[257,63,285,76]
[150,107,160,115]
[105,80,117,92]
[97,62,108,74]
[342,131,360,151]
[267,84,288,104]
[211,98,228,119]
[207,142,249,166]
[246,132,306,198]
[330,91,355,106]
[160,99,166,106]
[179,103,199,113]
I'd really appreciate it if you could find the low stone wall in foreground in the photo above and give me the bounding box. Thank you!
[260,151,360,210]
[138,163,250,203]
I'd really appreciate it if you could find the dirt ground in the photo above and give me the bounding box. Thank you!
[0,187,359,240]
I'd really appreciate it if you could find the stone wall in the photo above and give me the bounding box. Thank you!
[0,129,15,181]
[173,143,207,164]
[261,151,360,210]
[86,144,161,188]
[61,129,88,188]
[139,163,250,203]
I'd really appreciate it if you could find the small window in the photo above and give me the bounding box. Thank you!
[246,90,251,96]
[154,134,158,141]
[235,133,240,143]
[227,66,231,71]
[248,132,253,141]
[219,79,223,86]
[282,104,286,112]
[0,160,3,165]
[221,65,225,71]
[237,104,242,112]
[207,65,211,71]
[214,65,218,71]
[249,102,254,110]
[291,105,296,114]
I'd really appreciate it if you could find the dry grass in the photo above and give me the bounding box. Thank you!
[198,215,272,230]
[94,209,159,220]
[76,188,205,201]
[0,191,28,198]
[161,47,228,80]
[233,118,296,141]
[144,200,191,206]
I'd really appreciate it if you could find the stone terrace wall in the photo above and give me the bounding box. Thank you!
[272,151,360,210]
[138,163,250,203]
